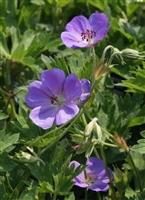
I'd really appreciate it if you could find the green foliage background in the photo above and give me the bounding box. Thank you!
[0,0,145,199]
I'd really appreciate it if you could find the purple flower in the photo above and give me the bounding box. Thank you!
[70,157,114,192]
[61,12,110,49]
[25,68,90,130]
[76,78,91,105]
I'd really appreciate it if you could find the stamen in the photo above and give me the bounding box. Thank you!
[81,29,96,44]
[51,95,58,104]
[87,173,94,180]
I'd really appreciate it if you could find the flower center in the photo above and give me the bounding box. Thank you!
[88,173,94,180]
[84,173,95,185]
[81,29,96,44]
[50,95,64,106]
[50,95,58,104]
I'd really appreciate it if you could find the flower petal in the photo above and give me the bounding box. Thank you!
[89,12,109,31]
[63,74,82,101]
[98,168,114,183]
[29,105,58,129]
[70,161,87,188]
[25,81,51,108]
[93,27,110,45]
[80,79,91,93]
[88,181,109,192]
[77,79,91,105]
[74,181,88,188]
[89,12,110,45]
[66,15,91,33]
[86,157,106,174]
[55,102,79,125]
[70,161,80,170]
[40,68,65,96]
[61,32,88,48]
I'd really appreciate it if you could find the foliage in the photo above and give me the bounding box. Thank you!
[0,0,145,199]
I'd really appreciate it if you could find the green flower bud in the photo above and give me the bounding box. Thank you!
[16,151,38,163]
[121,48,145,60]
[84,118,98,137]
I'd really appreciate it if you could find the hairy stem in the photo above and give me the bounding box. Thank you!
[127,151,143,192]
[99,144,116,200]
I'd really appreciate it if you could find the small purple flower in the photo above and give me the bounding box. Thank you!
[25,68,90,130]
[76,79,91,105]
[61,12,110,49]
[70,157,114,192]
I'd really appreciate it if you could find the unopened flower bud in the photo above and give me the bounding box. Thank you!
[94,59,109,80]
[84,121,94,137]
[112,132,129,151]
[84,118,98,137]
[94,122,102,141]
[94,59,115,80]
[121,48,145,60]
[17,151,38,163]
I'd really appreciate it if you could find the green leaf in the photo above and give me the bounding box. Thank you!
[88,0,105,10]
[140,130,145,138]
[0,111,8,120]
[129,116,145,127]
[30,0,45,6]
[11,44,26,61]
[128,151,145,190]
[0,130,19,153]
[57,0,73,7]
[38,181,54,193]
[117,69,145,93]
[18,187,37,200]
[8,189,19,200]
[0,32,10,58]
[44,37,62,50]
[0,0,6,18]
[64,193,75,200]
[10,26,20,53]
[125,186,136,199]
[0,153,17,172]
[0,177,7,200]
[131,142,145,154]
[41,54,52,69]
[31,129,66,148]
[21,57,35,66]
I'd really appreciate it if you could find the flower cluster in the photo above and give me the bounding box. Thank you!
[61,12,110,49]
[25,68,91,129]
[70,157,114,192]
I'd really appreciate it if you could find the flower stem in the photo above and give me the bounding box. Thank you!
[99,144,116,200]
[39,109,84,155]
[102,45,115,60]
[127,151,143,192]
[53,194,57,200]
[4,59,11,88]
[85,188,88,200]
[100,127,114,139]
[85,0,91,15]
[107,51,121,66]
[82,113,88,127]
[96,192,101,200]
[93,146,100,158]
[92,47,96,84]
[101,141,117,148]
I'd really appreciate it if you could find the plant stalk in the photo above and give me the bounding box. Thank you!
[127,151,143,192]
[99,144,116,200]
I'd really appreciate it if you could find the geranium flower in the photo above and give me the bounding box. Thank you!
[25,68,90,130]
[70,157,114,192]
[61,12,110,49]
[76,78,91,105]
